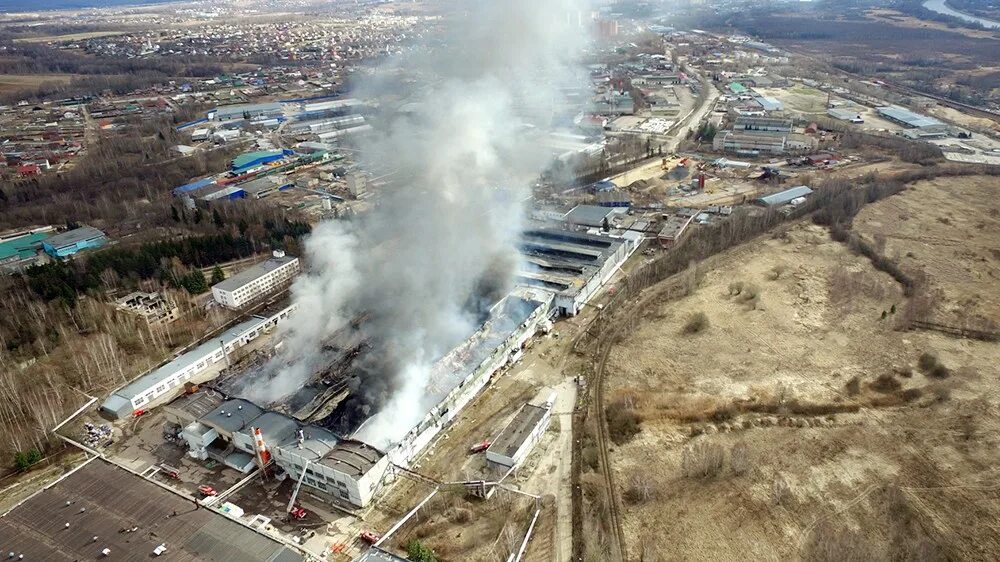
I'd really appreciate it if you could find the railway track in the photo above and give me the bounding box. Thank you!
[593,327,628,562]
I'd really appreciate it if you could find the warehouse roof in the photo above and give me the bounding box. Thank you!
[488,403,548,460]
[44,226,106,249]
[755,185,813,206]
[203,399,265,434]
[213,255,298,293]
[0,458,303,562]
[876,106,942,128]
[214,102,283,119]
[174,176,216,195]
[565,204,616,227]
[241,412,299,446]
[0,231,48,261]
[319,440,384,477]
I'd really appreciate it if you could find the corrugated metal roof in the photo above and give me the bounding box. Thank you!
[876,106,942,128]
[757,185,813,206]
[44,226,106,249]
[214,102,283,118]
[174,177,216,194]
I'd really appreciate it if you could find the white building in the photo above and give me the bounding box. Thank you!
[485,400,553,470]
[179,398,390,507]
[99,302,297,419]
[212,252,300,309]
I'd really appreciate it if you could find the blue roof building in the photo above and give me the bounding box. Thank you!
[173,176,216,196]
[42,226,107,258]
[230,149,293,173]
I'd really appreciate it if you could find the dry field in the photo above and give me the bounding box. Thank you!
[854,175,1000,325]
[0,73,78,94]
[603,214,1000,560]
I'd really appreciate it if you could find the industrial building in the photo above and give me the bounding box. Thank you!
[631,73,683,86]
[211,102,284,122]
[876,106,943,129]
[42,226,107,258]
[733,116,792,133]
[377,292,552,464]
[0,229,49,272]
[211,252,301,309]
[516,228,630,316]
[657,213,695,248]
[177,397,391,507]
[827,107,864,123]
[564,204,618,228]
[239,175,293,199]
[289,115,365,135]
[0,458,304,562]
[713,130,787,155]
[99,302,297,419]
[231,149,293,173]
[485,399,553,470]
[754,96,783,112]
[754,185,814,207]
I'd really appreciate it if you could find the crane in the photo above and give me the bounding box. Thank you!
[286,459,311,514]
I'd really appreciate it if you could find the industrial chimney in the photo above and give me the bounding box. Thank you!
[252,427,272,468]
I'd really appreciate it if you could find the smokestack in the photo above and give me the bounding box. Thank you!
[220,339,230,367]
[699,174,705,190]
[252,427,271,468]
[297,429,304,449]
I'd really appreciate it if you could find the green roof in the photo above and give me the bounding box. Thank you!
[0,232,49,261]
[728,82,748,93]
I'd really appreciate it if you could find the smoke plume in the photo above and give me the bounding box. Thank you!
[251,0,590,447]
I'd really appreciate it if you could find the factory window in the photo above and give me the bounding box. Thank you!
[134,396,145,406]
[155,385,166,393]
[338,490,349,500]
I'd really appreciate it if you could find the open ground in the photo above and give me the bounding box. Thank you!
[597,177,1000,560]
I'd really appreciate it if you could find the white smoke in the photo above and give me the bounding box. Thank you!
[254,0,591,447]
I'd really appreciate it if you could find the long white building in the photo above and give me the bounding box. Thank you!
[99,302,297,419]
[212,252,300,309]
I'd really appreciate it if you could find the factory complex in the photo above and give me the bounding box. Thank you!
[89,214,635,520]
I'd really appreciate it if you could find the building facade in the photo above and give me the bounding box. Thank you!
[211,253,300,309]
[100,302,297,419]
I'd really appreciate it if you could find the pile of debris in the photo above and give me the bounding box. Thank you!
[82,422,113,448]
